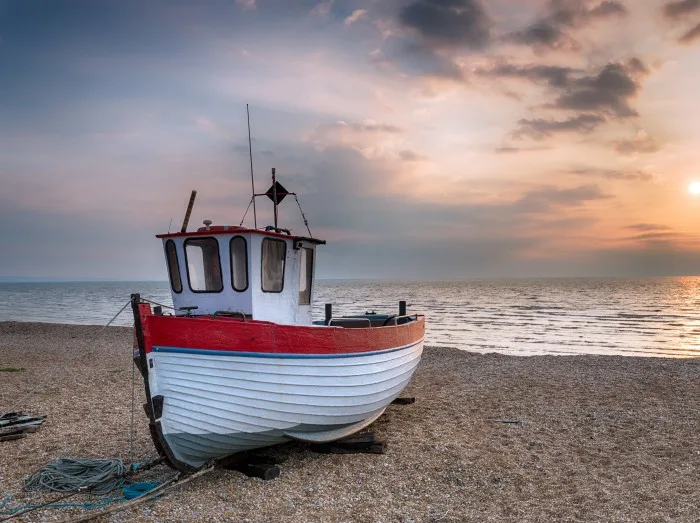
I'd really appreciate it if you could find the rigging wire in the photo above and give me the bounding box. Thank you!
[239,197,255,227]
[294,194,313,237]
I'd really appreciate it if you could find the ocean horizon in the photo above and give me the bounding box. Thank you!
[2,277,700,359]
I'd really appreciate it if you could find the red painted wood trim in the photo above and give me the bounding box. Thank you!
[138,306,424,355]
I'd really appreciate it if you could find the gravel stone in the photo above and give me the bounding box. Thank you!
[1,322,699,522]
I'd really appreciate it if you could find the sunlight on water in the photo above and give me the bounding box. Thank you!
[1,278,700,358]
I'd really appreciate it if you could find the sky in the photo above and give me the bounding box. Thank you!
[2,0,700,280]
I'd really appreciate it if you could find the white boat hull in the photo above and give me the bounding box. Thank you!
[146,340,423,468]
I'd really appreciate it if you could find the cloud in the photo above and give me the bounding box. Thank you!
[588,1,628,17]
[476,63,580,88]
[494,145,552,154]
[547,60,647,118]
[507,20,577,51]
[623,231,678,241]
[396,42,467,80]
[515,184,611,213]
[379,0,494,82]
[398,149,428,161]
[679,22,700,43]
[661,1,700,44]
[398,0,492,50]
[569,167,655,182]
[513,114,606,140]
[236,0,256,11]
[662,0,700,18]
[336,120,403,133]
[626,223,672,232]
[492,59,647,141]
[344,9,367,26]
[195,117,222,134]
[506,0,628,52]
[613,130,660,155]
[311,0,334,17]
[305,120,404,158]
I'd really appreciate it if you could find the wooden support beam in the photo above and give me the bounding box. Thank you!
[310,432,386,455]
[391,397,416,405]
[218,454,281,480]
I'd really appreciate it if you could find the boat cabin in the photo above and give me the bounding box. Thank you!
[156,224,325,325]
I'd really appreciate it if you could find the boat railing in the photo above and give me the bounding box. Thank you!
[213,311,251,321]
[325,314,422,328]
[380,314,420,326]
[327,317,372,328]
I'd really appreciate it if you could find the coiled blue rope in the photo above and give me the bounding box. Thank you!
[1,459,161,517]
[0,482,161,516]
[24,458,126,495]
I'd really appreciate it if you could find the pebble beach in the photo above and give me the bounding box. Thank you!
[1,321,700,522]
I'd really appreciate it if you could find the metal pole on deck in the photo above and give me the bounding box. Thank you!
[272,167,278,229]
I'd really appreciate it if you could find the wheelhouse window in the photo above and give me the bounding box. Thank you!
[185,237,223,292]
[261,238,286,293]
[165,240,182,293]
[230,236,248,292]
[299,247,313,305]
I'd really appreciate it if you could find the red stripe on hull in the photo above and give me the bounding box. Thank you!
[137,304,424,355]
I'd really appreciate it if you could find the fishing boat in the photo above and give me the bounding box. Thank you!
[131,169,425,472]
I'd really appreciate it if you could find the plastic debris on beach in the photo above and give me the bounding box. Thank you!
[0,412,46,442]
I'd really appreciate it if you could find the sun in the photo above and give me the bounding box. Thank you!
[690,182,700,195]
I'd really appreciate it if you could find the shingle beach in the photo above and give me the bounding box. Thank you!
[1,321,699,522]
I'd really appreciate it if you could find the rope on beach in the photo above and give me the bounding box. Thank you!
[0,458,166,521]
[0,482,163,520]
[24,458,127,495]
[58,464,213,523]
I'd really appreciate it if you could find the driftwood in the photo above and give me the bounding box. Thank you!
[0,412,45,441]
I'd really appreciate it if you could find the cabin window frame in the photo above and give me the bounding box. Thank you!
[261,237,287,293]
[298,247,314,305]
[165,239,183,294]
[183,237,224,294]
[229,235,249,292]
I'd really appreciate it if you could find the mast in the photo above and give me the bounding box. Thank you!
[246,104,257,229]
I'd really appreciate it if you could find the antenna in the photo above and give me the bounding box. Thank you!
[247,104,257,229]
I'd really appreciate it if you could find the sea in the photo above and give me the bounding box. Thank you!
[1,278,700,358]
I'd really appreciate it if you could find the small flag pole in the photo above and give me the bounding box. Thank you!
[272,167,278,229]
